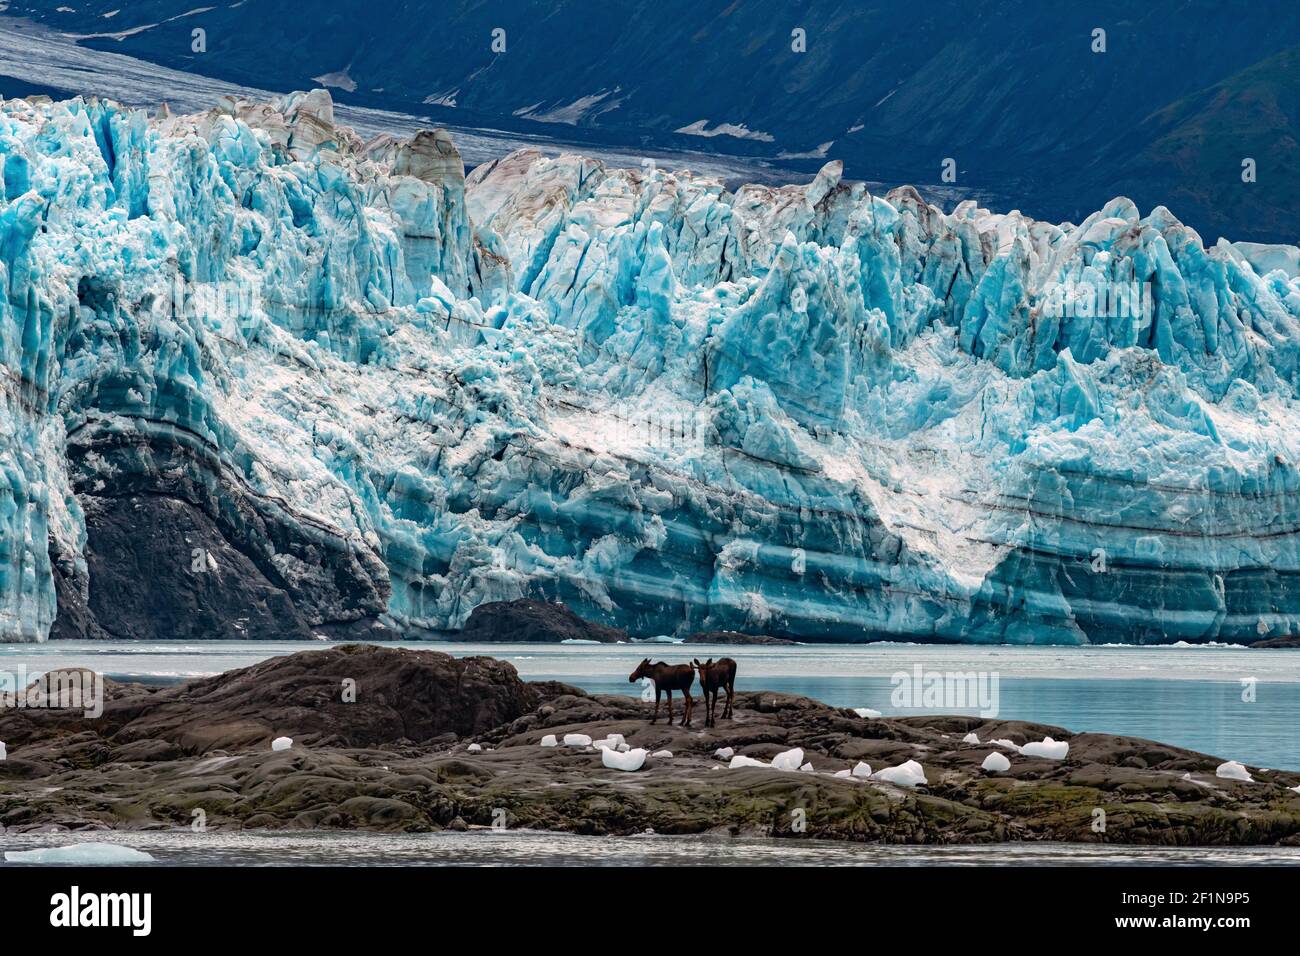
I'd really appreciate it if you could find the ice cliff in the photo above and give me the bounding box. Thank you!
[3,90,1300,643]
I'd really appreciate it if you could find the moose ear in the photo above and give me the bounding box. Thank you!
[693,658,701,667]
[706,658,713,666]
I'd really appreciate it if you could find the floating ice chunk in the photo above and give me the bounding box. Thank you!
[271,736,293,752]
[962,733,981,745]
[771,747,805,771]
[1020,737,1068,760]
[1291,784,1300,794]
[799,762,815,772]
[981,752,1011,773]
[0,741,6,760]
[1216,760,1254,782]
[833,769,853,778]
[851,761,873,779]
[563,733,593,747]
[602,747,648,772]
[873,760,927,788]
[991,739,1022,753]
[592,734,626,751]
[714,747,735,759]
[854,708,882,719]
[540,734,558,747]
[651,749,673,758]
[4,843,155,864]
[466,743,482,753]
[728,755,769,769]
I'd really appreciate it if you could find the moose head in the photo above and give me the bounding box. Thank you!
[629,658,654,683]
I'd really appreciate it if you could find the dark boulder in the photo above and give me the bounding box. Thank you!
[1250,635,1300,648]
[684,630,799,645]
[454,599,628,643]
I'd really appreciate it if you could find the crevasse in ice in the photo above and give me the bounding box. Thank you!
[2,90,1299,643]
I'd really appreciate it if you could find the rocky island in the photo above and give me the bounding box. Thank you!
[2,646,1297,845]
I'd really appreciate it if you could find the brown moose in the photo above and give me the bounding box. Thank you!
[628,658,695,726]
[693,657,737,727]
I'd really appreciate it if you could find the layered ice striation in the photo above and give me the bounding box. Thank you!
[2,90,1300,643]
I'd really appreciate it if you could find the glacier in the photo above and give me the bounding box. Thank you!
[2,89,1300,643]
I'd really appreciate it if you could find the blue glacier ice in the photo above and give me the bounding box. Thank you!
[2,89,1300,643]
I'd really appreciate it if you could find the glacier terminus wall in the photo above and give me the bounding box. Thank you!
[2,89,1300,643]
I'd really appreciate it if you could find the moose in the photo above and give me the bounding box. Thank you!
[628,658,696,726]
[693,657,737,727]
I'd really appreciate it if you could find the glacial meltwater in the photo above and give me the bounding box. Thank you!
[3,829,1300,867]
[2,641,1297,771]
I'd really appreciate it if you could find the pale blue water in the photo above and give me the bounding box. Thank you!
[2,641,1297,769]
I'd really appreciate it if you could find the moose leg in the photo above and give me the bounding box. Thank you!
[724,682,734,719]
[683,689,693,727]
[708,689,717,727]
[666,689,674,726]
[652,687,661,724]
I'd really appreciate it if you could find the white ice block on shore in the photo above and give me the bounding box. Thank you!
[873,760,926,788]
[1020,737,1068,760]
[981,751,1011,773]
[1216,760,1254,782]
[771,748,804,771]
[602,747,647,771]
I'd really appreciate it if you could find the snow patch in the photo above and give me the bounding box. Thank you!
[675,119,775,143]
